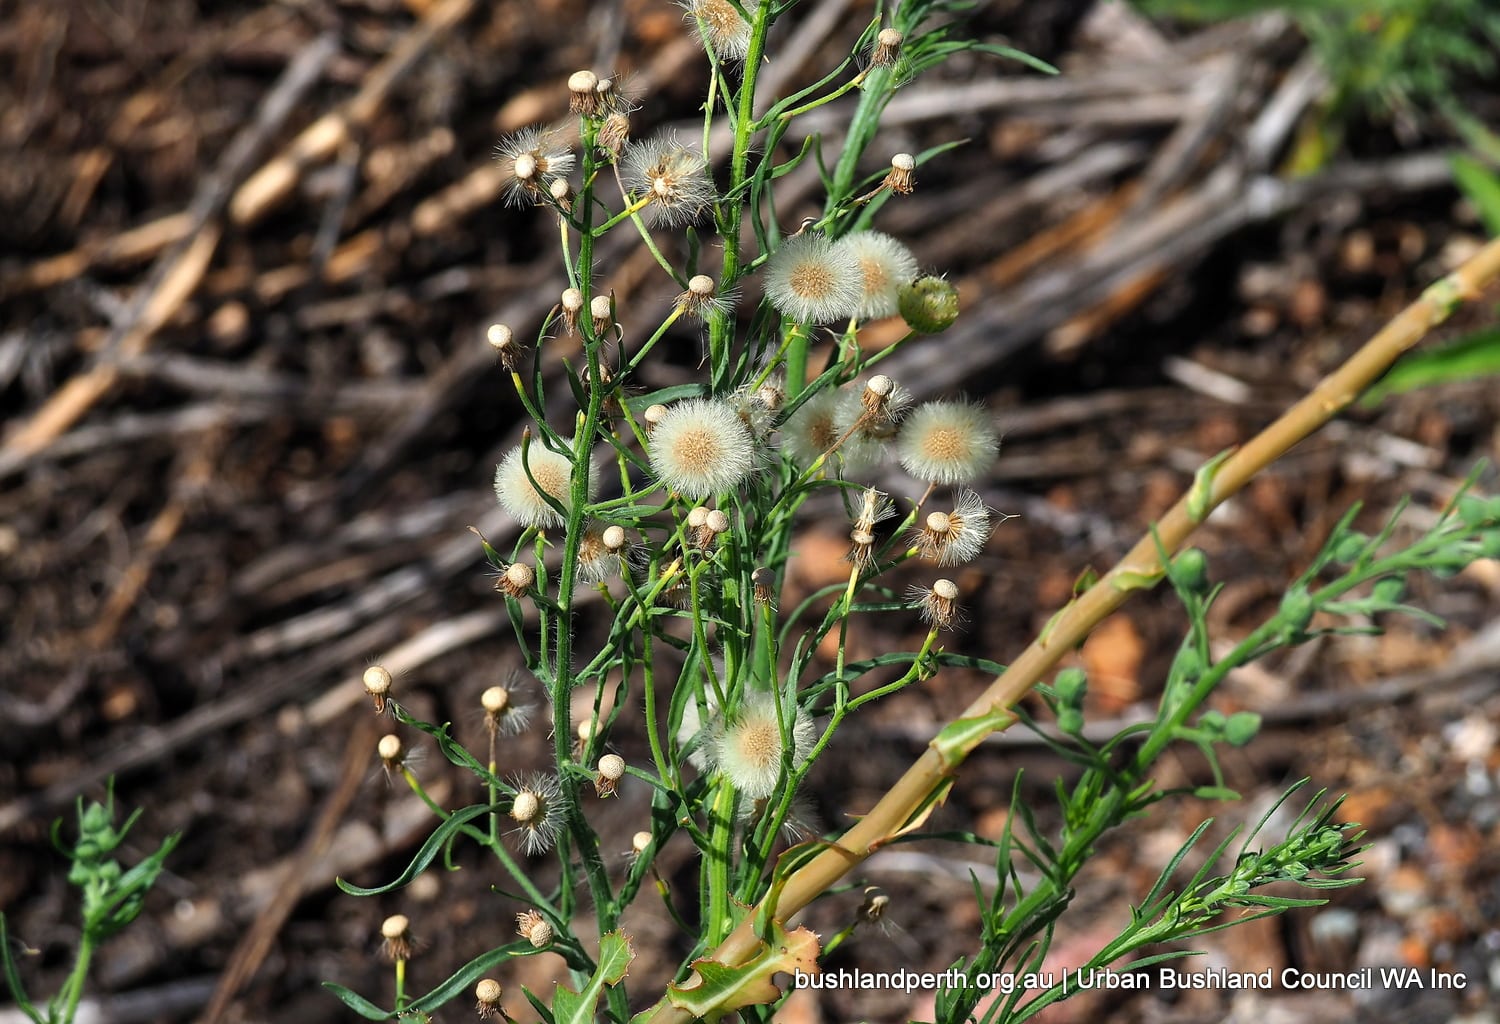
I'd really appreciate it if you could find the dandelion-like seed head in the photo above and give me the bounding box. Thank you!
[896,400,999,484]
[763,233,865,324]
[675,274,735,320]
[649,397,757,499]
[508,773,563,855]
[481,680,535,736]
[847,486,895,566]
[496,128,575,208]
[643,404,668,432]
[494,442,588,529]
[779,389,843,471]
[577,523,623,584]
[682,0,758,60]
[839,231,918,320]
[622,134,716,226]
[915,489,994,565]
[911,577,964,630]
[711,692,815,800]
[631,830,652,855]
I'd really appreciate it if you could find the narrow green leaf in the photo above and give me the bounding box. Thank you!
[336,804,492,896]
[321,982,391,1019]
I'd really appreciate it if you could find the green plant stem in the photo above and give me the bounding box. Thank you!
[641,233,1500,1024]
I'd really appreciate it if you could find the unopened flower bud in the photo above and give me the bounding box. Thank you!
[898,275,959,333]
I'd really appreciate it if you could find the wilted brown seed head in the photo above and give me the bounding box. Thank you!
[598,112,631,156]
[590,294,615,338]
[595,753,626,797]
[559,287,584,334]
[517,910,552,948]
[885,152,916,194]
[752,565,776,604]
[475,978,504,1018]
[380,914,413,961]
[568,70,603,117]
[871,28,903,67]
[496,561,535,598]
[548,176,573,211]
[687,506,710,530]
[706,509,730,534]
[513,152,538,183]
[914,577,962,629]
[486,323,522,372]
[363,664,392,713]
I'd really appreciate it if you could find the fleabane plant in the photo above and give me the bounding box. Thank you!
[326,2,1500,1023]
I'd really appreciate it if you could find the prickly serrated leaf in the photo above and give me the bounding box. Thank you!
[552,931,634,1024]
[665,920,819,1018]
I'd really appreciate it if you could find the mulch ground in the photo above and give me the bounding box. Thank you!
[3,2,1499,1023]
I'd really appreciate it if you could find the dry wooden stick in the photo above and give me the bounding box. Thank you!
[2,33,339,458]
[643,234,1500,1024]
[229,0,475,227]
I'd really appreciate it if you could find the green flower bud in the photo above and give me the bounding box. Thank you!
[1331,533,1367,565]
[1457,495,1489,528]
[1057,706,1084,736]
[1480,529,1500,559]
[1278,586,1314,641]
[898,275,959,333]
[1171,548,1210,594]
[1224,711,1261,746]
[1371,577,1406,604]
[1053,667,1088,707]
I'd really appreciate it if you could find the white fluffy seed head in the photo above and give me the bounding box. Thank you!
[764,233,865,324]
[779,389,842,470]
[631,830,652,853]
[481,685,510,714]
[622,133,716,226]
[507,775,563,855]
[378,734,403,762]
[934,578,959,600]
[683,0,758,59]
[711,693,815,800]
[649,398,757,499]
[494,444,585,529]
[896,400,1000,484]
[838,231,918,320]
[602,525,627,550]
[381,914,410,940]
